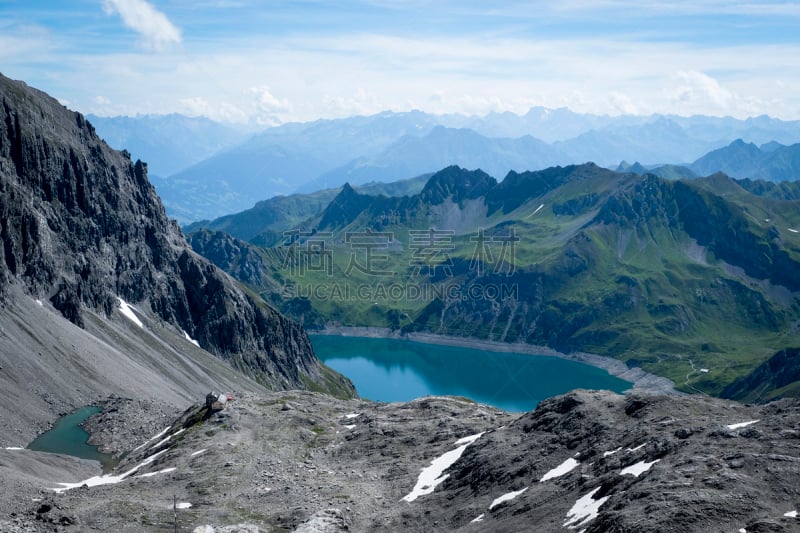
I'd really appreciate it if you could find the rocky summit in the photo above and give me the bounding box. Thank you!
[1,389,798,532]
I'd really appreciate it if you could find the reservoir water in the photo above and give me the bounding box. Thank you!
[27,405,116,470]
[312,335,632,412]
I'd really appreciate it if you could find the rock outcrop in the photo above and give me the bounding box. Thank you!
[3,389,798,532]
[0,73,354,407]
[187,229,269,287]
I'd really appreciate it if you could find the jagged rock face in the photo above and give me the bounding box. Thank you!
[594,175,800,291]
[0,74,353,394]
[187,229,269,287]
[418,165,496,205]
[316,182,376,230]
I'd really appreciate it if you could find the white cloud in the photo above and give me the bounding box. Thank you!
[102,0,181,51]
[8,20,800,122]
[177,96,212,115]
[322,88,383,117]
[673,70,733,109]
[608,92,639,115]
[247,85,293,125]
[669,70,768,116]
[176,87,292,125]
[178,96,249,123]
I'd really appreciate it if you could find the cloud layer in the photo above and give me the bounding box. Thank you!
[2,1,799,122]
[102,0,181,51]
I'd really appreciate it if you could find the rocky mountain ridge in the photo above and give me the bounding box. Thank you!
[0,73,354,445]
[2,389,798,532]
[98,109,800,222]
[189,164,800,397]
[690,139,800,182]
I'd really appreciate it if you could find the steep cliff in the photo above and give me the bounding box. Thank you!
[0,73,354,433]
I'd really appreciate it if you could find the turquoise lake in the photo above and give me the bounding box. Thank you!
[27,405,117,470]
[311,335,632,412]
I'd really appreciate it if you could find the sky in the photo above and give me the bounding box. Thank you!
[1,0,800,124]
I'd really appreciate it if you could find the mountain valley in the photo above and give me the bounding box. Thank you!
[0,71,799,533]
[189,165,800,399]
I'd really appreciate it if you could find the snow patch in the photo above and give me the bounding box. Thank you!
[51,448,168,492]
[540,457,580,482]
[117,298,144,328]
[344,413,360,419]
[151,428,185,449]
[191,449,207,457]
[620,459,660,477]
[35,299,43,306]
[564,487,610,529]
[182,330,200,347]
[138,467,176,478]
[626,443,646,452]
[785,510,798,518]
[401,433,484,502]
[788,228,798,233]
[470,514,485,523]
[739,528,747,533]
[603,447,622,457]
[176,502,192,509]
[131,426,171,453]
[699,368,709,373]
[193,524,260,533]
[527,203,545,218]
[344,424,356,430]
[726,420,759,430]
[454,432,485,445]
[4,446,24,450]
[489,487,528,510]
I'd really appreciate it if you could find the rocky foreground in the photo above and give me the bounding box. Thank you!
[1,390,799,532]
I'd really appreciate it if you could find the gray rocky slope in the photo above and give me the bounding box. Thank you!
[2,389,799,532]
[0,73,354,445]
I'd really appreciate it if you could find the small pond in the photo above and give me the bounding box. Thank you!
[27,405,117,470]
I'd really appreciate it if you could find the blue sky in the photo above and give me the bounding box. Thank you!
[2,0,799,123]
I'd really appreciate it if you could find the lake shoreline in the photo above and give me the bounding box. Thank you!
[313,326,681,396]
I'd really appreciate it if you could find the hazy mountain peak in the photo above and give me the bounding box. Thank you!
[420,165,497,205]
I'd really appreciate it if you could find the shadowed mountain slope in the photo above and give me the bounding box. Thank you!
[0,73,354,444]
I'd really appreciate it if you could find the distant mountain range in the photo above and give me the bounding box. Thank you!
[618,139,800,183]
[86,110,800,223]
[188,165,800,399]
[183,174,430,245]
[690,139,800,181]
[86,114,254,176]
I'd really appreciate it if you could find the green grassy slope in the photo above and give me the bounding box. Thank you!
[189,165,800,397]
